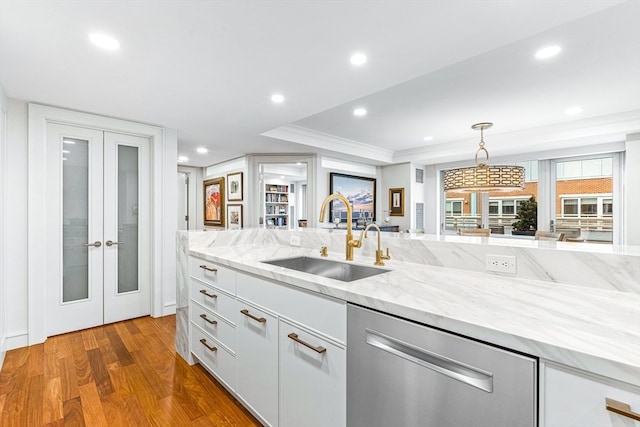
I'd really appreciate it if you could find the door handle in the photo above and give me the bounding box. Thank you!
[82,241,102,248]
[105,240,124,247]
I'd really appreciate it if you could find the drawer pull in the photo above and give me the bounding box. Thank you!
[606,398,640,421]
[240,309,267,323]
[199,338,217,352]
[288,333,326,354]
[199,289,217,299]
[199,264,217,273]
[199,314,218,325]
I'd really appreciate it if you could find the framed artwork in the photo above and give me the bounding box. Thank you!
[329,173,376,223]
[389,187,404,216]
[227,171,243,201]
[203,177,225,227]
[227,204,243,230]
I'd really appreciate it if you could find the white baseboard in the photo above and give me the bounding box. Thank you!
[6,332,28,351]
[163,303,176,316]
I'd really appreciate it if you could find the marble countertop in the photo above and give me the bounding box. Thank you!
[189,243,640,386]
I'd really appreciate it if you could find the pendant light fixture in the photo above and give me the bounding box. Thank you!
[443,122,525,192]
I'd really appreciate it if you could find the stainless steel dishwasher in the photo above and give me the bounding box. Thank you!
[347,304,537,427]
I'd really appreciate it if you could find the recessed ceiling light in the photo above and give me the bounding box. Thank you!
[280,175,285,179]
[350,52,367,66]
[423,136,434,141]
[564,106,583,115]
[196,147,208,154]
[535,45,561,60]
[296,162,302,166]
[178,156,188,163]
[89,33,120,51]
[271,93,285,104]
[353,108,367,117]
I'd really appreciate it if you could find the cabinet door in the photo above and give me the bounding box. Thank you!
[543,362,640,427]
[236,299,279,427]
[279,318,346,427]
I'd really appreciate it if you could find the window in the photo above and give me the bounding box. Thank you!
[489,201,499,215]
[555,155,616,244]
[502,200,515,215]
[446,200,463,216]
[580,198,597,216]
[563,198,578,216]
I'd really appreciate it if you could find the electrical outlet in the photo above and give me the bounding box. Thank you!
[290,235,301,247]
[486,254,517,274]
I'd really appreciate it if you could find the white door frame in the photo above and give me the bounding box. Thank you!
[28,103,176,344]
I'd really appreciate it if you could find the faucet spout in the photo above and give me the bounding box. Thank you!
[319,193,361,261]
[359,223,391,266]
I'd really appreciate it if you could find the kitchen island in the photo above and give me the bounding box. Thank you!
[176,228,640,426]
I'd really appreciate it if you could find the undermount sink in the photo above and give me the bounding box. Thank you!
[262,256,390,282]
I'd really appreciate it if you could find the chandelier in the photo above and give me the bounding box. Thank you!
[443,122,525,192]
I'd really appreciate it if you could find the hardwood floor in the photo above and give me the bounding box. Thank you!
[0,315,261,426]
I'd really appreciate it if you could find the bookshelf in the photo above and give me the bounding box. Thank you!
[265,184,289,228]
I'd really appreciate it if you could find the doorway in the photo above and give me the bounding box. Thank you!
[259,163,308,229]
[45,123,151,336]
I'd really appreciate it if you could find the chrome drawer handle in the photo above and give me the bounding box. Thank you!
[288,333,326,354]
[365,328,493,393]
[240,309,266,323]
[199,265,217,272]
[199,314,217,325]
[199,338,217,352]
[199,289,217,299]
[606,398,640,421]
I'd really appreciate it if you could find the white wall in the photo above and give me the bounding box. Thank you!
[5,99,29,350]
[0,84,8,368]
[381,163,412,231]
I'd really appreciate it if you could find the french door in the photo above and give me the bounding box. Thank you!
[46,123,150,336]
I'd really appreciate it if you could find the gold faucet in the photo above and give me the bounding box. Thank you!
[358,223,391,266]
[319,193,362,261]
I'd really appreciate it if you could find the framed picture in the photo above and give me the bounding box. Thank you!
[389,187,404,216]
[203,177,225,227]
[227,171,243,201]
[227,204,243,230]
[329,173,376,223]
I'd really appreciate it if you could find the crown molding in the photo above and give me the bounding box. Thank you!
[262,124,394,164]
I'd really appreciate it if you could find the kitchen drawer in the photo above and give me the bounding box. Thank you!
[279,318,346,427]
[543,362,640,427]
[191,302,236,353]
[190,256,236,294]
[190,278,237,323]
[191,324,236,392]
[236,271,346,343]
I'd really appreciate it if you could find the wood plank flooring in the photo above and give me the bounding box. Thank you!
[0,315,261,426]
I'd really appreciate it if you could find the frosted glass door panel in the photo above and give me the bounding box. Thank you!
[103,132,150,324]
[46,123,104,337]
[62,138,89,302]
[117,145,139,293]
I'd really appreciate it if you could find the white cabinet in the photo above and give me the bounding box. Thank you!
[188,256,237,392]
[542,361,640,427]
[279,318,346,427]
[236,299,279,427]
[188,255,347,427]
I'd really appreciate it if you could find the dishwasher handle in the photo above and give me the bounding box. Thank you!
[365,328,494,393]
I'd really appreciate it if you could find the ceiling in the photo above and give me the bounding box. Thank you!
[1,1,638,167]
